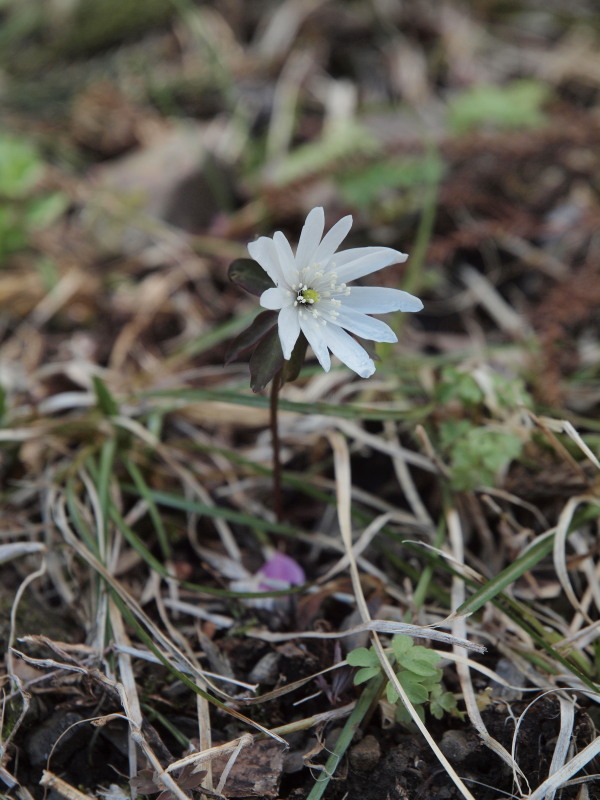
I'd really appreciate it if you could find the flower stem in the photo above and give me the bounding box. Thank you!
[270,371,283,522]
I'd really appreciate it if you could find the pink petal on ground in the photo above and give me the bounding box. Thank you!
[258,552,305,588]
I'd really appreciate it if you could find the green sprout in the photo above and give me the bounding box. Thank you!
[434,366,532,491]
[347,635,459,726]
[0,133,68,261]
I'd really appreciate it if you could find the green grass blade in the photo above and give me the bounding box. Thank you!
[177,308,259,358]
[123,456,172,560]
[97,437,117,550]
[306,673,386,800]
[456,533,555,617]
[129,486,306,539]
[143,386,432,422]
[65,476,100,556]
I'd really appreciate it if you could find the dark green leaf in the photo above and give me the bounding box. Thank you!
[92,376,119,416]
[224,311,277,365]
[282,333,308,383]
[249,326,284,392]
[228,258,275,297]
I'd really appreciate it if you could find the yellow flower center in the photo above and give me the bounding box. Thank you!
[299,288,320,304]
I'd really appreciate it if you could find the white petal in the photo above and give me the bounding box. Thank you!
[344,287,423,313]
[260,287,290,310]
[295,207,325,268]
[300,316,331,372]
[248,237,286,285]
[311,215,353,267]
[330,307,397,342]
[278,307,301,359]
[273,231,299,285]
[334,247,408,283]
[322,325,375,378]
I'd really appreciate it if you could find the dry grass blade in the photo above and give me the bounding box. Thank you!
[461,264,531,339]
[542,695,575,800]
[214,735,253,796]
[2,4,600,796]
[327,431,479,800]
[553,496,600,626]
[447,509,529,791]
[525,735,600,800]
[335,418,436,472]
[109,596,142,781]
[51,490,286,744]
[113,644,255,692]
[4,557,47,757]
[128,726,195,800]
[112,415,241,561]
[534,415,600,471]
[316,510,397,583]
[39,771,95,800]
[384,419,434,529]
[77,468,110,653]
[160,606,215,790]
[0,764,19,792]
[248,618,485,650]
[165,736,253,775]
[0,542,46,564]
[9,649,92,676]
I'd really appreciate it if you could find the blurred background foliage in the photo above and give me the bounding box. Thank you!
[2,2,600,796]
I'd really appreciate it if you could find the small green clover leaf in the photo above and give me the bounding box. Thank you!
[450,427,523,491]
[347,647,381,686]
[346,647,379,668]
[436,368,484,407]
[0,134,69,260]
[390,635,412,659]
[396,700,426,726]
[429,684,460,720]
[354,666,381,686]
[396,671,430,704]
[348,636,456,726]
[392,636,441,669]
[448,79,549,135]
[0,136,43,198]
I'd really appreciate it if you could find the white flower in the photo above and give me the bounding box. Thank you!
[248,207,423,378]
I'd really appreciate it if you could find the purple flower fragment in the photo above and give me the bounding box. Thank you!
[229,552,305,610]
[258,551,305,591]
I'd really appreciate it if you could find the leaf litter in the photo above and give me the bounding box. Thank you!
[1,2,600,799]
